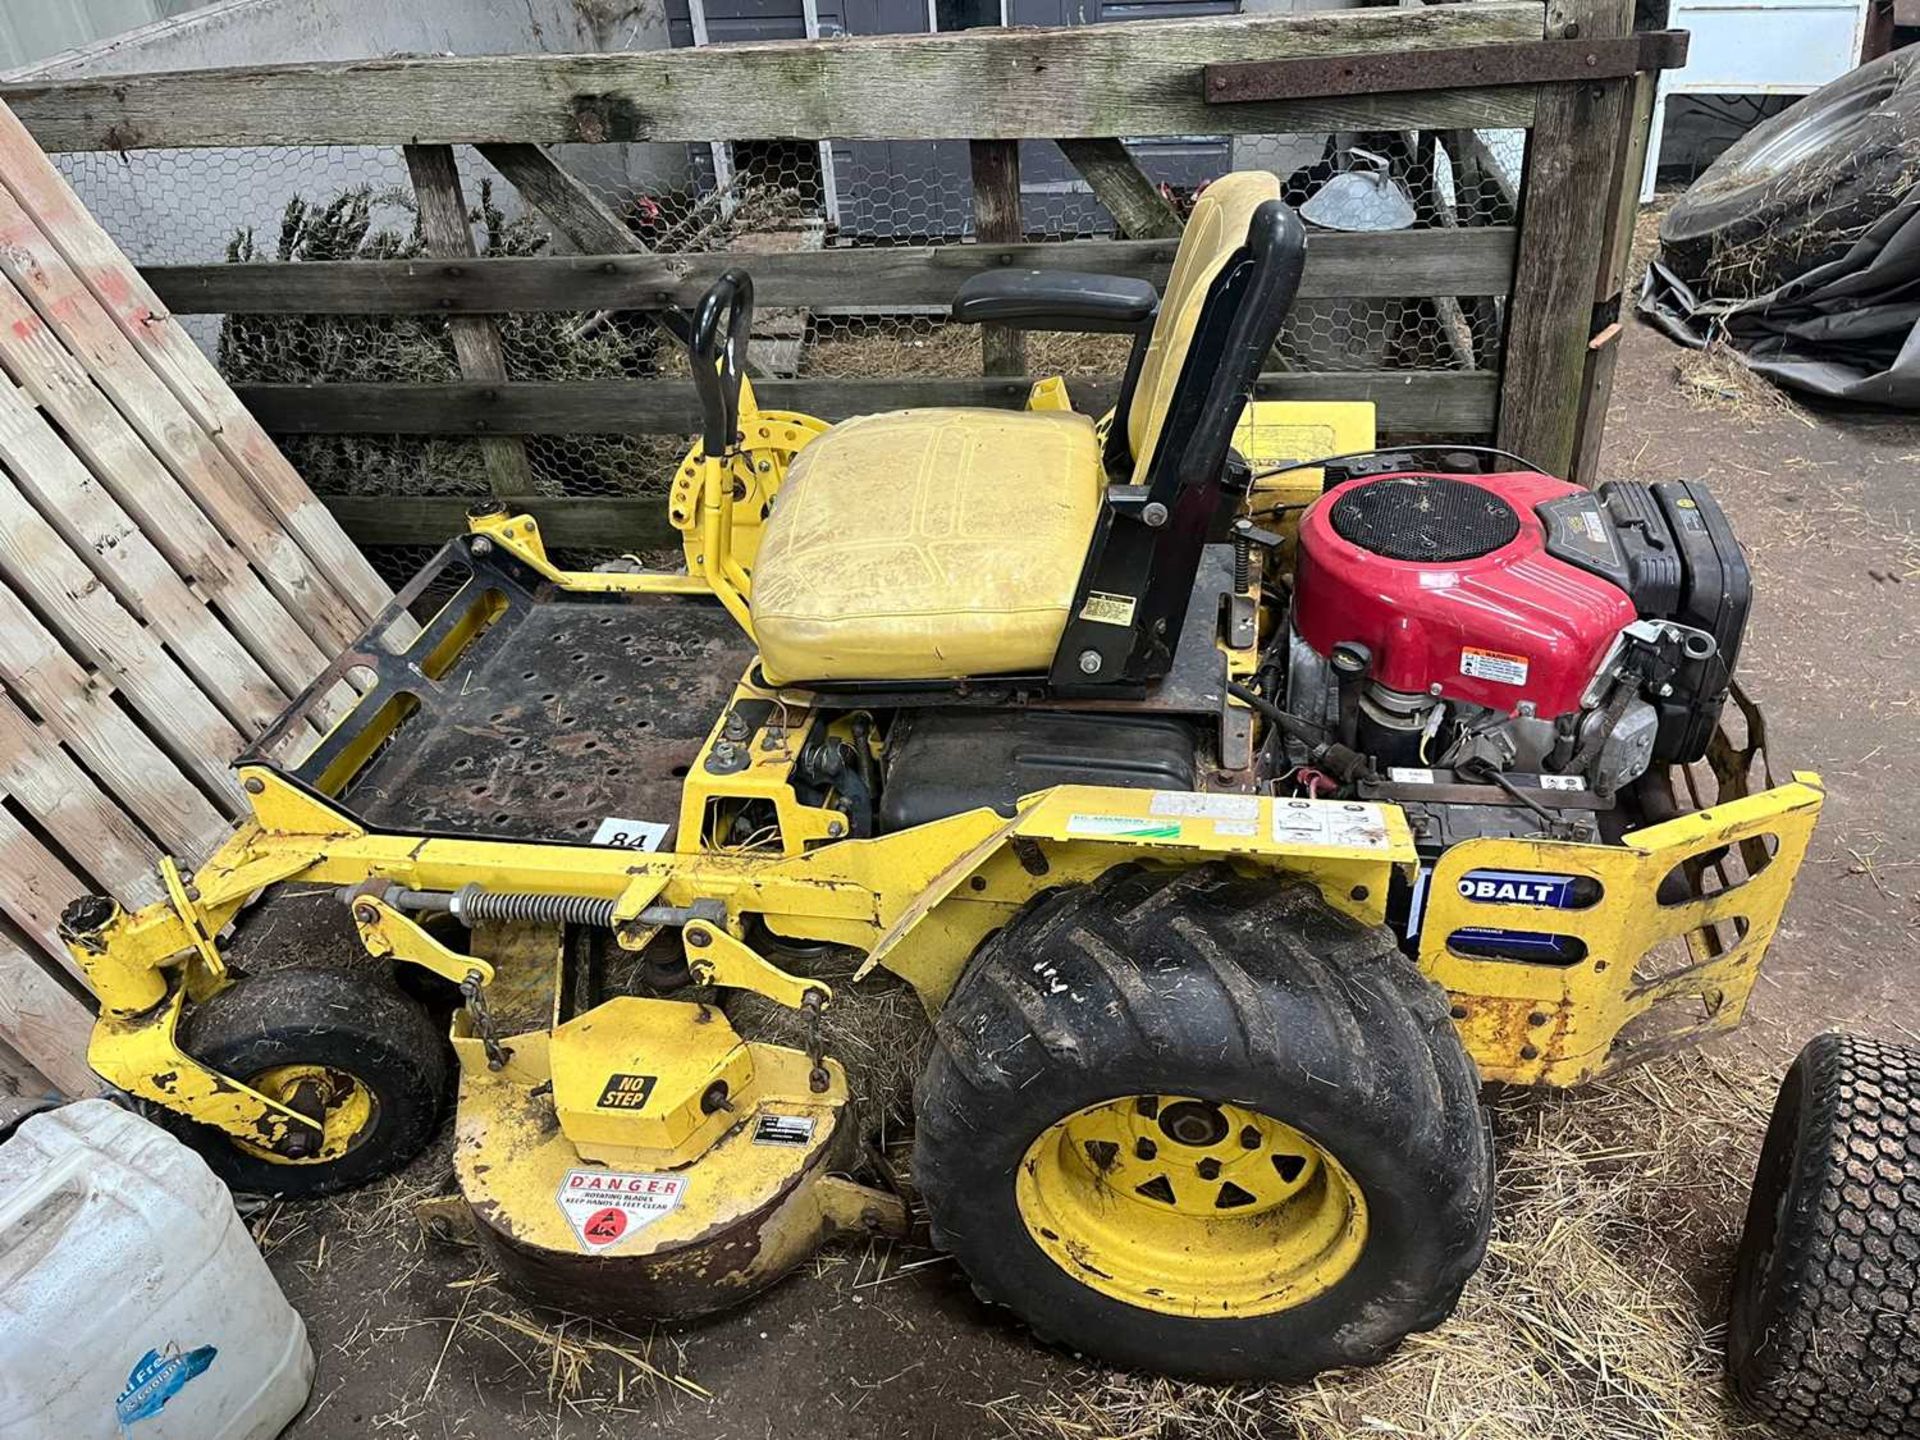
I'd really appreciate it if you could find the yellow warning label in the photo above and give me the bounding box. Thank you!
[1080,591,1137,627]
[1460,646,1530,687]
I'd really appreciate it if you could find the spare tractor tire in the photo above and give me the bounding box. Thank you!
[1727,1032,1920,1438]
[1661,47,1920,296]
[914,864,1491,1382]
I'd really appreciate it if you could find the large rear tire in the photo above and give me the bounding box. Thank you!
[1728,1032,1920,1438]
[1661,48,1920,295]
[914,864,1491,1381]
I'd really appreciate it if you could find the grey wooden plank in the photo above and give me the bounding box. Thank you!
[0,925,97,1097]
[240,370,1497,437]
[1570,64,1655,485]
[969,140,1026,377]
[0,693,164,912]
[1057,139,1183,240]
[144,228,1519,314]
[324,494,680,549]
[476,142,641,254]
[0,100,393,634]
[2,6,1543,149]
[403,144,538,497]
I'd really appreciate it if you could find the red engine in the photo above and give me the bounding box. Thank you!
[1293,471,1637,718]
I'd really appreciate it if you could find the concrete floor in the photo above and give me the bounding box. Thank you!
[262,317,1920,1439]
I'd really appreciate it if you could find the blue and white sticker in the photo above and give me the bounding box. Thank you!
[115,1343,217,1431]
[1454,869,1583,908]
[1409,867,1584,941]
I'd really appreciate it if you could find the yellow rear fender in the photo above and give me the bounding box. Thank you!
[858,785,1417,1007]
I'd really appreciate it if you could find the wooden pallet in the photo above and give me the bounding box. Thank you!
[0,99,390,1097]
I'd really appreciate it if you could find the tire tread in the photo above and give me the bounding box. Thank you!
[1731,1032,1920,1439]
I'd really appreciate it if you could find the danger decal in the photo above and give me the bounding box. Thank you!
[556,1169,686,1251]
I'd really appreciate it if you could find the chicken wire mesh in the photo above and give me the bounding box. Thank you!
[54,129,1524,582]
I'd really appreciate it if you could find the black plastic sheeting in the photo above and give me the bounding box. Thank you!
[1639,192,1920,409]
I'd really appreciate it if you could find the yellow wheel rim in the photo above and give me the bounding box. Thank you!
[1016,1095,1368,1318]
[232,1064,378,1166]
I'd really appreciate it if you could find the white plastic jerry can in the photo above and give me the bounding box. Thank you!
[0,1100,315,1439]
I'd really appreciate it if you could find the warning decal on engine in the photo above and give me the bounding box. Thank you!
[1079,591,1138,627]
[1271,798,1391,851]
[557,1169,685,1251]
[1459,646,1530,687]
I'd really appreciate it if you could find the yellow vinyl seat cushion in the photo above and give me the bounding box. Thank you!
[750,407,1103,684]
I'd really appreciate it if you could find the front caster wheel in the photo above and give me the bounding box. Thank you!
[914,864,1491,1382]
[160,967,451,1199]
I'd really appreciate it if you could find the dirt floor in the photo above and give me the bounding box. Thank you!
[258,304,1920,1440]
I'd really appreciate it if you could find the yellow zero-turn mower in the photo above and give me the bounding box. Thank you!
[60,173,1823,1382]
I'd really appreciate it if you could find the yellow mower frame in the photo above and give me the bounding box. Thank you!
[53,170,1831,1348]
[63,385,1823,1144]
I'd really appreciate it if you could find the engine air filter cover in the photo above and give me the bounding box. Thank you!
[1294,470,1639,717]
[1329,475,1521,563]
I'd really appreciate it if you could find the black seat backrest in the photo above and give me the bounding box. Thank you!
[1050,194,1309,693]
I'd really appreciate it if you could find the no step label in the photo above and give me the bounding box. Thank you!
[557,1169,686,1251]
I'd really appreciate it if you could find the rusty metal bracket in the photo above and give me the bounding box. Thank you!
[1204,31,1691,106]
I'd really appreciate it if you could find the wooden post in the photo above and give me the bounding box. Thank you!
[1496,0,1634,479]
[1058,139,1183,240]
[968,140,1026,377]
[1570,64,1657,484]
[403,144,541,497]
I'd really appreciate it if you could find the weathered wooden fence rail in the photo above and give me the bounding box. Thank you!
[0,0,1647,555]
[0,6,1542,147]
[140,229,1518,313]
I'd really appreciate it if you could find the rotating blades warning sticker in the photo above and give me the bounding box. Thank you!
[557,1169,686,1251]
